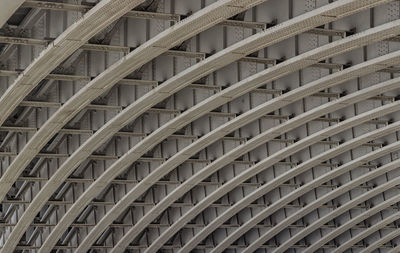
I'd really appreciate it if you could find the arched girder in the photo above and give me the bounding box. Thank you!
[259,157,400,252]
[149,101,400,253]
[32,1,379,251]
[280,190,400,253]
[2,1,400,252]
[312,203,400,252]
[2,1,264,252]
[388,238,400,252]
[111,54,400,253]
[0,0,148,126]
[175,80,400,253]
[223,131,400,253]
[135,48,400,253]
[3,0,394,251]
[0,0,25,28]
[61,18,400,253]
[48,8,400,253]
[361,228,400,252]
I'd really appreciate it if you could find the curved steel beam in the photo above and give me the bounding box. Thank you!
[50,10,400,253]
[288,188,400,253]
[111,49,400,252]
[260,157,400,253]
[240,162,400,253]
[33,1,379,251]
[139,53,400,253]
[314,204,400,252]
[153,102,400,253]
[1,1,262,252]
[362,229,400,253]
[238,152,400,253]
[78,21,400,253]
[0,0,25,28]
[0,0,147,126]
[0,0,259,202]
[176,80,400,252]
[388,239,400,252]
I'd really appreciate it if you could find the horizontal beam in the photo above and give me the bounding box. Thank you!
[20,0,354,38]
[21,0,181,22]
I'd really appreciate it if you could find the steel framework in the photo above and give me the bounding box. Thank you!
[2,0,400,252]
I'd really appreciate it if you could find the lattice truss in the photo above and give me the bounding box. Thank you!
[3,0,400,252]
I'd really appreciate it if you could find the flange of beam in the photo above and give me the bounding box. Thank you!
[0,0,149,126]
[253,162,400,252]
[0,1,266,252]
[309,195,400,252]
[0,0,25,28]
[111,25,400,253]
[216,121,400,253]
[33,3,396,251]
[387,239,400,252]
[269,168,400,253]
[170,77,400,253]
[21,0,181,22]
[362,230,400,253]
[149,101,400,253]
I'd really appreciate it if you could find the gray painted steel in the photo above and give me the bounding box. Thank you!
[2,0,400,252]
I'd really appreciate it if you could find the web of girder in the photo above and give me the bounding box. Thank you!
[1,0,400,252]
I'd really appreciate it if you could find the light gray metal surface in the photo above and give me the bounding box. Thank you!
[2,0,400,252]
[42,2,392,253]
[0,0,25,28]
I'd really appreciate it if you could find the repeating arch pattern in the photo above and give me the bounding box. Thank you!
[363,229,400,253]
[311,197,400,252]
[1,0,265,251]
[178,80,400,253]
[0,0,148,126]
[154,97,400,253]
[243,136,400,253]
[144,38,400,253]
[54,9,400,253]
[2,0,400,252]
[270,168,400,253]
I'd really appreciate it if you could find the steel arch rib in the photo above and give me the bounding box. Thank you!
[0,0,260,202]
[1,0,398,251]
[233,129,400,253]
[112,49,400,252]
[0,0,147,127]
[285,186,400,253]
[313,205,400,253]
[0,0,25,28]
[134,45,400,253]
[332,212,400,253]
[259,168,400,252]
[1,0,264,252]
[30,1,379,251]
[321,195,400,253]
[176,82,400,252]
[241,161,400,253]
[388,239,400,252]
[362,229,400,253]
[151,101,400,253]
[229,148,400,253]
[39,5,398,253]
[74,20,400,253]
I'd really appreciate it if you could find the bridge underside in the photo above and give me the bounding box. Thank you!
[1,0,400,252]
